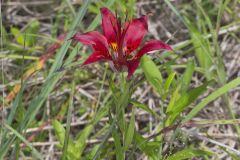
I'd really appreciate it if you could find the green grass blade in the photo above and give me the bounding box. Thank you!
[10,27,25,46]
[0,1,92,157]
[112,126,124,160]
[164,72,176,92]
[4,124,43,160]
[124,110,135,150]
[216,0,231,33]
[166,82,209,126]
[49,0,92,75]
[180,59,195,92]
[134,132,161,159]
[182,77,240,123]
[22,0,92,131]
[166,86,180,114]
[166,149,212,160]
[64,0,76,17]
[52,119,66,146]
[61,81,75,160]
[131,100,160,118]
[185,17,213,79]
[93,119,116,160]
[74,124,94,158]
[194,0,226,84]
[0,83,25,158]
[163,0,186,26]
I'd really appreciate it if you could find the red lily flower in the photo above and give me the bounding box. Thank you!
[72,7,172,79]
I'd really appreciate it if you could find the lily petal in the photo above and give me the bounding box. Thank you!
[100,7,117,44]
[72,31,109,53]
[82,51,112,66]
[135,40,172,59]
[124,16,148,54]
[127,59,140,79]
[126,40,172,78]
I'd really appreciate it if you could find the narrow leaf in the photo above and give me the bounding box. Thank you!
[52,120,66,146]
[25,19,40,47]
[131,100,159,118]
[181,59,195,92]
[74,124,94,158]
[166,149,212,160]
[166,81,209,126]
[124,111,135,150]
[11,27,25,46]
[135,132,160,159]
[183,77,240,123]
[4,124,43,160]
[112,126,124,160]
[164,72,176,92]
[141,55,163,95]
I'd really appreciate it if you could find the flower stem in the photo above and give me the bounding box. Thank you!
[109,73,133,159]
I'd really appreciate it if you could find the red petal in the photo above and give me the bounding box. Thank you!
[82,51,112,66]
[72,31,109,54]
[135,40,172,59]
[100,7,117,44]
[124,16,148,54]
[127,59,140,79]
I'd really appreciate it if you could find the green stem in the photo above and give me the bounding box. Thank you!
[111,73,133,160]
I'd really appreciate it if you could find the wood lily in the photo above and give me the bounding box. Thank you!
[72,7,172,78]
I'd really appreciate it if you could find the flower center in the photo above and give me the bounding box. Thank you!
[110,42,118,51]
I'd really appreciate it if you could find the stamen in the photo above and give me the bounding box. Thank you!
[111,42,118,51]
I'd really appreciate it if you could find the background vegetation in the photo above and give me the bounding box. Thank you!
[0,0,240,159]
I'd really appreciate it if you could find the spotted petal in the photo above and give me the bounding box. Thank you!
[127,40,172,78]
[82,51,112,66]
[135,40,172,59]
[100,7,118,44]
[124,16,148,54]
[72,31,109,53]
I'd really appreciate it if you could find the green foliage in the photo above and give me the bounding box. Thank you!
[53,119,95,160]
[112,126,124,160]
[140,54,211,126]
[4,124,43,159]
[164,72,176,92]
[25,20,40,47]
[141,55,164,95]
[184,17,213,80]
[52,120,66,146]
[62,82,75,160]
[180,59,195,93]
[131,100,160,118]
[135,132,161,160]
[166,81,209,126]
[0,1,93,158]
[183,77,240,123]
[124,111,135,150]
[166,149,212,160]
[10,20,40,47]
[10,27,25,46]
[1,0,240,159]
[74,125,94,158]
[1,24,9,46]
